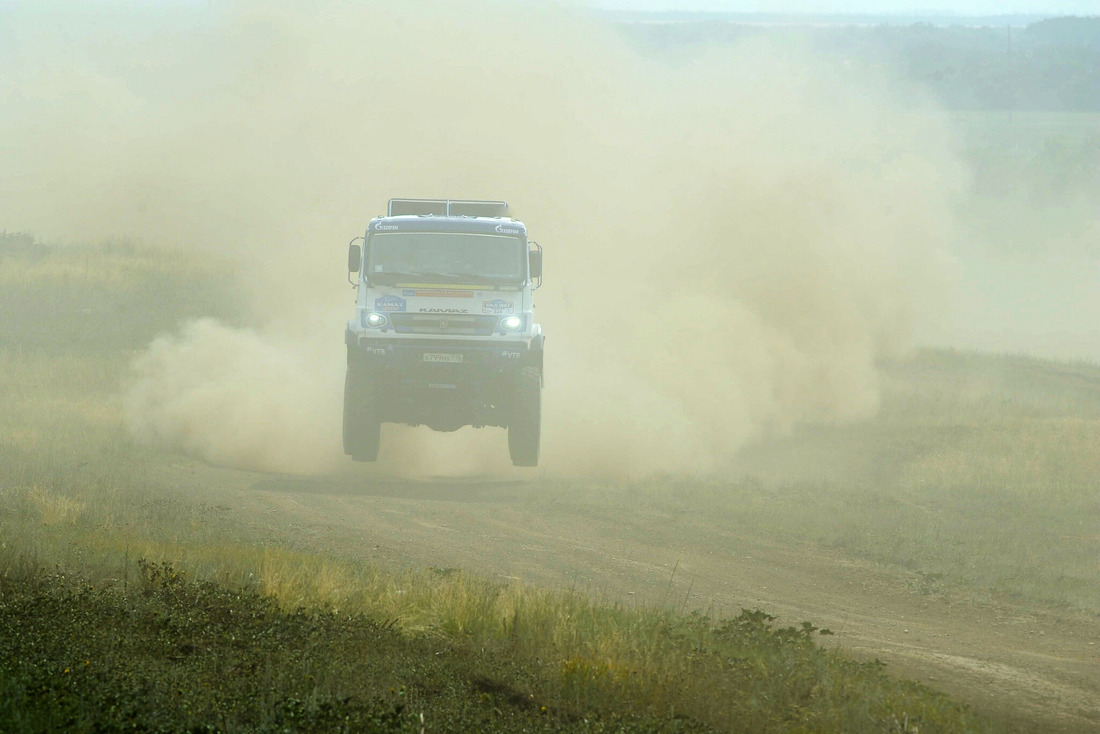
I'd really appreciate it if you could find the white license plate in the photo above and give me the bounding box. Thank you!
[422,352,464,363]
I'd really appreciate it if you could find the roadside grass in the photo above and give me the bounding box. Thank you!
[1,480,992,731]
[0,238,997,730]
[0,559,984,733]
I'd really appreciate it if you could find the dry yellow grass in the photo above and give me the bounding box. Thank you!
[26,487,87,526]
[901,418,1100,497]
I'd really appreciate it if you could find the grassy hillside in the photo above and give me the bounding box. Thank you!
[0,239,1004,732]
[635,349,1100,612]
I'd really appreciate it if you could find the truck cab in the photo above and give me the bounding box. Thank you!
[344,199,544,466]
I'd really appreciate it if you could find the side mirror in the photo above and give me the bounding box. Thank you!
[348,243,362,273]
[529,249,542,280]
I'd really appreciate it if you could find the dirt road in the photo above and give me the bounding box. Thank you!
[187,468,1098,733]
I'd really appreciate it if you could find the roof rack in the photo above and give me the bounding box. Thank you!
[387,198,509,218]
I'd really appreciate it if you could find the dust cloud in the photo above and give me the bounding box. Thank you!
[0,1,966,478]
[125,319,345,475]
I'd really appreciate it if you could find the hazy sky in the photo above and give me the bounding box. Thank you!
[2,0,1097,13]
[590,0,1099,11]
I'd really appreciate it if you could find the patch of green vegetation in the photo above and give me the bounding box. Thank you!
[0,560,987,733]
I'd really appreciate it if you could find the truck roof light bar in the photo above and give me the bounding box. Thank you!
[387,198,510,218]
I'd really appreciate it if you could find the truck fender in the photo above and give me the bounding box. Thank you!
[530,333,545,384]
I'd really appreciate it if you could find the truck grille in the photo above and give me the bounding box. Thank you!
[390,314,498,336]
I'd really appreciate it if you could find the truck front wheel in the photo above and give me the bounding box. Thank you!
[343,366,380,462]
[508,366,541,467]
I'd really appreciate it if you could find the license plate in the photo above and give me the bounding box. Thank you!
[422,352,464,363]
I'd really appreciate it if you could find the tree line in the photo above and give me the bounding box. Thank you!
[622,16,1100,111]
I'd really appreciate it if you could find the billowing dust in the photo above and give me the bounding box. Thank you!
[0,1,967,477]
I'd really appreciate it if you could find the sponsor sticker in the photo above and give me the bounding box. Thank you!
[373,222,399,231]
[420,308,468,313]
[374,295,406,312]
[495,224,522,235]
[483,298,515,315]
[402,289,474,298]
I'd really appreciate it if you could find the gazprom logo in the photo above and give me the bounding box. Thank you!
[374,222,399,231]
[495,224,521,234]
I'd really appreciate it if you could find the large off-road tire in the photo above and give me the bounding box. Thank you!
[508,366,541,467]
[343,366,380,462]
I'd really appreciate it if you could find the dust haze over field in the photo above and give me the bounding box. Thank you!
[0,1,967,476]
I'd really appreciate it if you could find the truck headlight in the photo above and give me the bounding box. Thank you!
[364,312,388,329]
[500,315,523,332]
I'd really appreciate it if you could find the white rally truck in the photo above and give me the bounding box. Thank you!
[343,199,544,466]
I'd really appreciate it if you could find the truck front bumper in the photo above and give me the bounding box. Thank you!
[345,329,543,430]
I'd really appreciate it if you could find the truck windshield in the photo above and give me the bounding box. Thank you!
[367,232,525,285]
